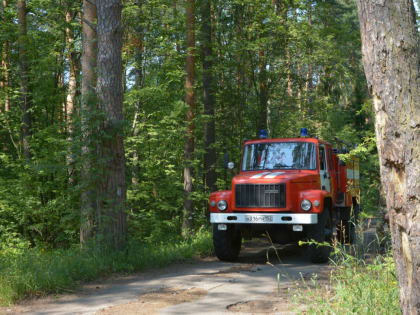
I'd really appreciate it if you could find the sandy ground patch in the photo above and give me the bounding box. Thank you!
[96,287,207,315]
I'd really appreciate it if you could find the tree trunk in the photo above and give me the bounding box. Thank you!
[274,0,294,111]
[96,0,126,250]
[131,0,144,186]
[200,0,216,194]
[65,9,77,133]
[18,0,31,161]
[256,49,268,138]
[183,0,195,234]
[65,7,78,183]
[173,1,181,54]
[305,0,313,109]
[1,0,9,112]
[0,42,8,113]
[286,45,293,100]
[80,0,97,244]
[357,1,420,314]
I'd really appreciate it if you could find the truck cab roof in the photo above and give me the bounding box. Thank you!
[243,137,331,147]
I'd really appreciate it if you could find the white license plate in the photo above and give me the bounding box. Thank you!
[245,215,273,223]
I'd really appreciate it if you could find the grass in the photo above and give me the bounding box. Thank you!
[295,222,401,315]
[296,251,400,314]
[0,229,213,305]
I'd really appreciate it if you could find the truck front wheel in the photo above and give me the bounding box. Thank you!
[213,224,242,261]
[306,207,332,263]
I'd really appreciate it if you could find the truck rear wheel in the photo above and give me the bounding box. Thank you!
[213,224,242,261]
[306,207,332,263]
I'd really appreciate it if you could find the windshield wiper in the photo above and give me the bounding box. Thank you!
[274,163,291,169]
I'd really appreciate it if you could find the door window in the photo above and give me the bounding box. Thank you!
[319,146,326,171]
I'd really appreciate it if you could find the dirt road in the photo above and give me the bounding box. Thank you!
[2,239,333,315]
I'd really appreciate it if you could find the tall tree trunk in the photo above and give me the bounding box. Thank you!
[0,0,14,153]
[274,0,294,111]
[18,0,31,161]
[1,0,9,112]
[173,1,181,54]
[96,0,126,250]
[65,7,78,183]
[65,9,77,134]
[57,49,65,128]
[256,49,268,138]
[200,0,216,194]
[357,1,420,314]
[305,0,313,109]
[80,0,97,244]
[234,4,246,146]
[131,0,144,186]
[183,0,195,234]
[286,46,293,100]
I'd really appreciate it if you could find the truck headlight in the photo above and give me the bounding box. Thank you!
[217,200,228,211]
[300,199,312,211]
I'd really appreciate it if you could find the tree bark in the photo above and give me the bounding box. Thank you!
[0,2,18,154]
[183,0,195,234]
[256,49,268,138]
[305,0,313,109]
[131,0,144,186]
[286,45,293,100]
[200,0,217,194]
[18,0,31,161]
[357,1,420,314]
[96,0,126,250]
[65,6,78,183]
[80,0,97,244]
[65,9,77,133]
[1,0,9,113]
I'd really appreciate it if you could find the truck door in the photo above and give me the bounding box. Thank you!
[319,145,331,192]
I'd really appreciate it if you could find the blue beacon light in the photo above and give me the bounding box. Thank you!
[259,129,267,139]
[300,128,308,137]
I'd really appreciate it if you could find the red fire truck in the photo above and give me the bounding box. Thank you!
[209,129,360,263]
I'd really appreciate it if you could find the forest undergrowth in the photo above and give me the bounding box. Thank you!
[0,229,213,305]
[294,220,400,315]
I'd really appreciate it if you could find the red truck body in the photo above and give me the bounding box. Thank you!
[209,136,360,262]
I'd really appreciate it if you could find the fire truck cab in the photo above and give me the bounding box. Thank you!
[209,129,360,263]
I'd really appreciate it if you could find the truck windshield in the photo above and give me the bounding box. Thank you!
[242,142,317,171]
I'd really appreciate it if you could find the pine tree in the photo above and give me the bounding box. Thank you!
[96,0,127,249]
[357,1,420,313]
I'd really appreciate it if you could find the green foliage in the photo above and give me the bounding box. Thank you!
[339,133,381,216]
[0,0,381,299]
[0,229,212,305]
[296,247,400,315]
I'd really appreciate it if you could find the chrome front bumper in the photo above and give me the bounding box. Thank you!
[210,213,318,224]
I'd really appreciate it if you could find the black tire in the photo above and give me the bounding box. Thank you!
[306,207,332,263]
[213,224,242,261]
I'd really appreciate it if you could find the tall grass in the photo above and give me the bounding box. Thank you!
[0,229,213,305]
[298,251,400,314]
[296,223,401,315]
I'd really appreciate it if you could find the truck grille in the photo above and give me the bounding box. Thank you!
[235,184,286,208]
